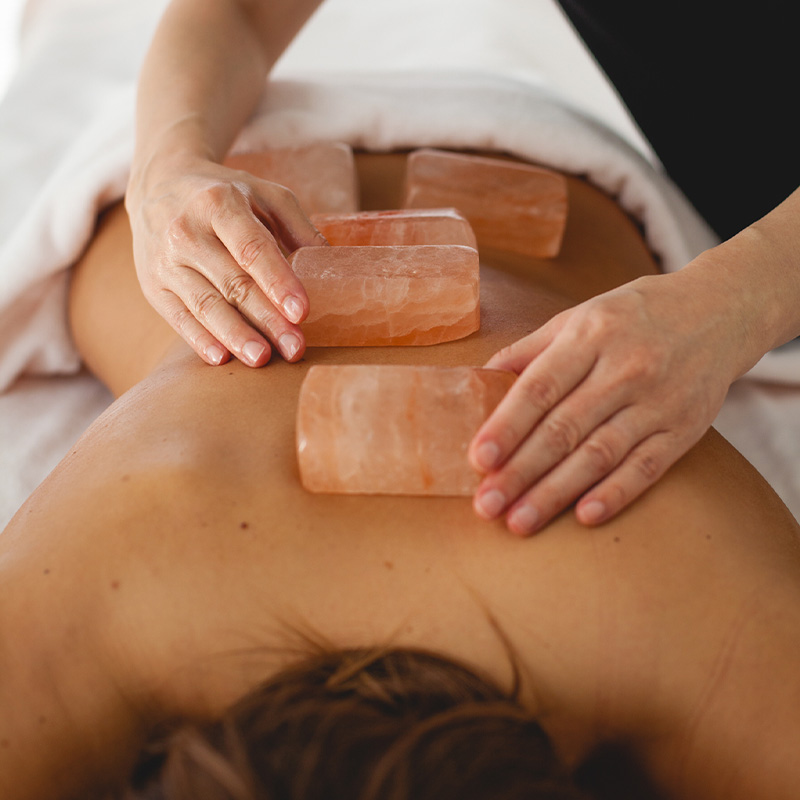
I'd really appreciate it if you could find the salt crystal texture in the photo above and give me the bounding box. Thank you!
[288,245,479,346]
[297,365,515,496]
[403,148,568,257]
[311,208,477,248]
[224,142,358,215]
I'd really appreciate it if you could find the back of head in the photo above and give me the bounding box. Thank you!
[123,648,590,800]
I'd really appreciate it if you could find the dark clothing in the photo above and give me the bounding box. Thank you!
[556,2,798,240]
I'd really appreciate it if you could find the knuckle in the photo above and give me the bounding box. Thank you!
[219,271,257,307]
[541,414,582,455]
[165,216,195,252]
[624,351,661,384]
[630,449,663,483]
[236,235,272,272]
[203,181,238,207]
[262,180,298,206]
[518,373,561,412]
[187,286,222,323]
[582,435,619,476]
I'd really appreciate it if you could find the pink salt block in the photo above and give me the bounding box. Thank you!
[297,365,515,496]
[224,142,358,215]
[311,208,477,249]
[288,245,479,346]
[403,148,568,258]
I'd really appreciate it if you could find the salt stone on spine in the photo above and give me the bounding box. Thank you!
[288,245,479,346]
[224,142,359,215]
[403,148,568,258]
[297,365,515,496]
[311,208,477,248]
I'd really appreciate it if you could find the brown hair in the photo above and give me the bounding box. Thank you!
[122,647,591,800]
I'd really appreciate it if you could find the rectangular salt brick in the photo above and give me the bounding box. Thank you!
[288,244,479,346]
[224,142,359,215]
[311,208,477,248]
[297,365,515,496]
[403,148,568,258]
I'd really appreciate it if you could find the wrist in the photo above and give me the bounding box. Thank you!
[678,229,796,380]
[667,253,763,382]
[127,116,219,210]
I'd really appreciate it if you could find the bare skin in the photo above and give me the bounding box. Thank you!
[129,0,800,532]
[1,153,799,800]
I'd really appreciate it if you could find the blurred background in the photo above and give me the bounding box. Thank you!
[0,0,25,100]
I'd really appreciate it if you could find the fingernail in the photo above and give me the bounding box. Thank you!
[242,341,267,366]
[279,332,301,361]
[475,489,506,520]
[283,296,304,324]
[206,344,226,366]
[580,500,607,525]
[508,504,540,535]
[474,441,501,471]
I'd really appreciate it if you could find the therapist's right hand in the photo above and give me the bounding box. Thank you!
[125,156,327,367]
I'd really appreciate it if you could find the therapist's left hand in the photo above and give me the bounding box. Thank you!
[468,271,746,535]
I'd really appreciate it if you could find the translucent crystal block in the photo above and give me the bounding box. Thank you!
[224,142,359,215]
[311,208,477,248]
[403,148,568,257]
[288,244,479,346]
[297,365,515,496]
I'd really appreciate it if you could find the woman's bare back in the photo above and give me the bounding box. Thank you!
[2,153,800,800]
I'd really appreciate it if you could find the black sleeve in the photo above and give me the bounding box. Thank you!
[556,1,799,240]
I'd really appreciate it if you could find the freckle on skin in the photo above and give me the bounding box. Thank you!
[111,580,120,590]
[384,561,394,570]
[614,537,621,544]
[240,522,249,530]
[121,474,130,483]
[1,739,9,749]
[43,568,51,575]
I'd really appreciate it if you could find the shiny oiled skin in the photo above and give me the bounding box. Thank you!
[2,153,800,800]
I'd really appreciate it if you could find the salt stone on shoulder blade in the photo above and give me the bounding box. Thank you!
[224,142,359,215]
[297,365,515,496]
[311,208,477,249]
[288,245,479,346]
[403,148,568,258]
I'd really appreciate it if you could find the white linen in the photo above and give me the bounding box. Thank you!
[1,0,797,528]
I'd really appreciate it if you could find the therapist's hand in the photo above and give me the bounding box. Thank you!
[126,156,327,367]
[469,272,746,535]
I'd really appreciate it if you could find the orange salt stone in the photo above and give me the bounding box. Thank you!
[297,365,515,496]
[224,142,358,215]
[288,245,479,346]
[403,148,568,258]
[311,208,477,248]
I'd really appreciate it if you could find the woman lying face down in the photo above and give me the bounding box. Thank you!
[1,153,800,800]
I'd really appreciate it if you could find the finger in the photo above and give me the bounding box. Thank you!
[211,198,310,325]
[470,334,597,474]
[575,430,693,527]
[171,268,274,367]
[156,290,231,367]
[473,381,634,524]
[252,179,330,251]
[484,320,558,373]
[183,240,306,362]
[500,415,641,535]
